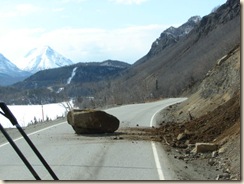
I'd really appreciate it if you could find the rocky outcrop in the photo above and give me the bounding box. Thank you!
[67,109,120,134]
[196,0,240,39]
[144,16,201,60]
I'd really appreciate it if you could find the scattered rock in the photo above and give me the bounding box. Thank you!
[230,174,238,180]
[177,133,187,141]
[187,144,195,149]
[178,156,184,160]
[218,147,227,154]
[212,151,218,158]
[184,129,194,135]
[208,158,215,166]
[216,173,231,180]
[193,143,219,153]
[185,140,190,145]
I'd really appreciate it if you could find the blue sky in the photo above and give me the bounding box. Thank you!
[0,0,227,66]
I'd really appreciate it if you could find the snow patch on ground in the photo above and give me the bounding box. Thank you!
[0,102,72,128]
[57,87,64,93]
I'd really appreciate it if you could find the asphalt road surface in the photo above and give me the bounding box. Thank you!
[0,98,186,180]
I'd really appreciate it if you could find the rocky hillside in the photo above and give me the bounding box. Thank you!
[159,45,240,122]
[155,45,240,180]
[137,16,201,63]
[96,0,240,105]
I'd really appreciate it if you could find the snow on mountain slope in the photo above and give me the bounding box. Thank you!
[0,53,31,85]
[67,67,78,84]
[20,46,74,73]
[0,53,28,77]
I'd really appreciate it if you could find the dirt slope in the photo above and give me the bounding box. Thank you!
[153,45,241,180]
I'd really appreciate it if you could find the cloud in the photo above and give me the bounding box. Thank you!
[0,3,40,19]
[59,0,87,4]
[0,24,168,66]
[39,25,166,63]
[52,7,65,12]
[0,28,45,66]
[109,0,148,5]
[15,4,39,13]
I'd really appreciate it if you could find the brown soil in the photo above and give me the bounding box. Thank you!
[114,91,241,180]
[158,91,240,146]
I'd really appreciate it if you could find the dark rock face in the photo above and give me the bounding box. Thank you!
[67,109,120,134]
[146,16,201,59]
[195,0,240,39]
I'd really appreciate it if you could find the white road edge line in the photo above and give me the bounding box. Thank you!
[0,121,66,148]
[151,142,165,180]
[150,108,165,180]
[150,108,163,127]
[150,98,187,180]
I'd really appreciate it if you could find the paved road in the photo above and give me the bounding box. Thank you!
[0,98,186,180]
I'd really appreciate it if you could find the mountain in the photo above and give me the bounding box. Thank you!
[20,46,74,73]
[14,60,130,89]
[8,60,130,104]
[0,0,240,107]
[99,60,131,68]
[95,0,240,105]
[136,16,201,64]
[0,53,30,86]
[157,45,240,180]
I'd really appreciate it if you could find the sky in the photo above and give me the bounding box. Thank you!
[0,0,227,67]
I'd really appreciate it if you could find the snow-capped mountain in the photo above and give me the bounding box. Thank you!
[0,53,21,75]
[20,46,74,73]
[0,53,30,86]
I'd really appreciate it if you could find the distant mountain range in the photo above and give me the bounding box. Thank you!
[0,0,240,106]
[14,59,131,90]
[19,46,74,74]
[0,45,132,87]
[0,46,75,85]
[7,59,130,104]
[0,54,30,86]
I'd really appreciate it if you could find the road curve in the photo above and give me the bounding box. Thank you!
[0,98,186,180]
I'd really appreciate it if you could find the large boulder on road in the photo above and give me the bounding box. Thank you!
[67,109,120,134]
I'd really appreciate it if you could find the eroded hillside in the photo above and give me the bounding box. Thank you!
[156,45,241,180]
[159,45,240,122]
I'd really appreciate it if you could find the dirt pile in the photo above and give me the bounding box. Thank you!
[114,90,240,180]
[157,91,240,146]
